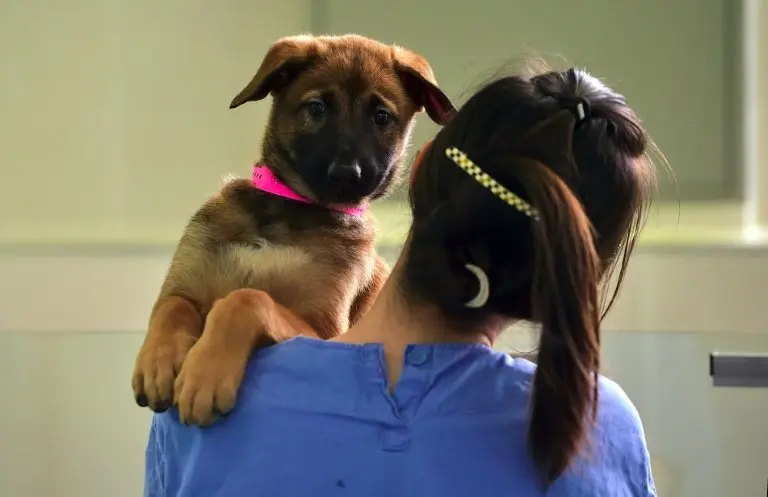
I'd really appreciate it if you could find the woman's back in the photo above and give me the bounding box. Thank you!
[146,337,655,497]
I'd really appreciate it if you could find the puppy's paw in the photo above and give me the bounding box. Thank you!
[173,339,247,426]
[132,334,196,412]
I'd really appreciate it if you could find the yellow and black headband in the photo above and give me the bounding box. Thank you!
[444,147,539,220]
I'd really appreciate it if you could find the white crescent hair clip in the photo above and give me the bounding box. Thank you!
[464,263,490,308]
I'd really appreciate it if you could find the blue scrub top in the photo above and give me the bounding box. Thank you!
[145,337,656,496]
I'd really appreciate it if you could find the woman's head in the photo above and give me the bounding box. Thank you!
[401,68,654,484]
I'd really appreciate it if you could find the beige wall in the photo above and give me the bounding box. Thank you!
[0,0,310,244]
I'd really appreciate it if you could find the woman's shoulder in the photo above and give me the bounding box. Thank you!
[501,357,648,440]
[246,336,375,378]
[242,336,366,397]
[491,354,644,421]
[496,363,654,495]
[489,355,651,454]
[593,374,646,432]
[246,340,643,417]
[593,375,653,463]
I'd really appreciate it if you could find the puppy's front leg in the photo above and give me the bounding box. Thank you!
[132,297,203,411]
[174,289,319,426]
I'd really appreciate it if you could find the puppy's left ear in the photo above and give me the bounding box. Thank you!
[394,48,456,125]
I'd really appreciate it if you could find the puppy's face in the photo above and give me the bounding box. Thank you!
[273,53,419,204]
[230,35,456,206]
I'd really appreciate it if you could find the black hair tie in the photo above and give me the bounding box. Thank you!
[559,96,591,128]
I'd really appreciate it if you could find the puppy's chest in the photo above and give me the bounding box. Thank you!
[212,238,359,305]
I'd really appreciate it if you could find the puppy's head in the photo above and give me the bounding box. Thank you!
[230,34,455,206]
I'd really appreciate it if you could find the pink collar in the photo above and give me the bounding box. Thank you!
[251,165,367,217]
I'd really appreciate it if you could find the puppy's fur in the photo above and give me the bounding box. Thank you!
[131,34,455,425]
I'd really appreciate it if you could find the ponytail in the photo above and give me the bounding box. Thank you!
[515,158,601,485]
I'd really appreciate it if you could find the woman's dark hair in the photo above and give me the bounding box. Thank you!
[403,68,654,485]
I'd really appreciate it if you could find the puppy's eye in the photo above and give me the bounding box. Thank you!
[307,100,326,119]
[373,109,392,127]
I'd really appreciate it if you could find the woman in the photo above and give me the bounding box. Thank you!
[145,68,657,496]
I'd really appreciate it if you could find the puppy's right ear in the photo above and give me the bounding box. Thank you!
[229,36,316,109]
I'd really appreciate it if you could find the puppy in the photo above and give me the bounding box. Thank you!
[131,34,455,426]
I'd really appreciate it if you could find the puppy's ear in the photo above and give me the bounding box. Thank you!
[229,36,317,109]
[393,48,457,125]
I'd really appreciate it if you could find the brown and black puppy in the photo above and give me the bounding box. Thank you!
[131,34,455,426]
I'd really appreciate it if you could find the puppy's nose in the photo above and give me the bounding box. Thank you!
[327,162,363,185]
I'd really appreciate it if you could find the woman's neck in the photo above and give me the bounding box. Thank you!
[332,269,496,390]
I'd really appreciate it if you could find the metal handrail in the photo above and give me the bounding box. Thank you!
[710,351,768,387]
